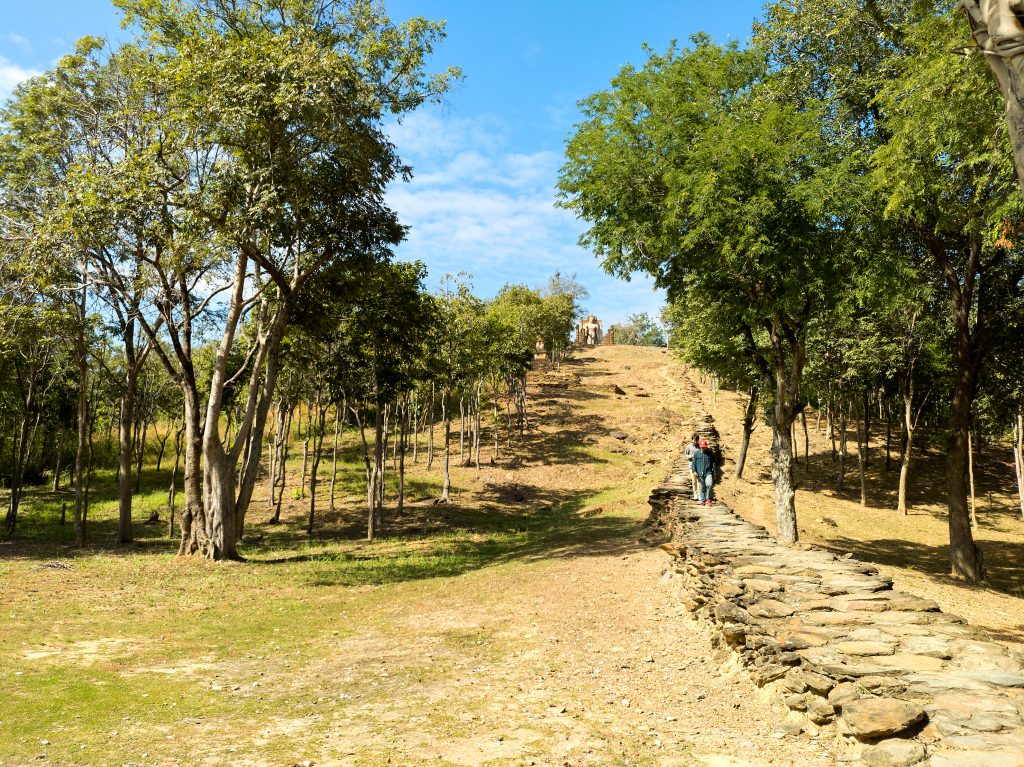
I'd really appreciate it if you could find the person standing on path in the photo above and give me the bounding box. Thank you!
[691,438,716,506]
[683,433,701,501]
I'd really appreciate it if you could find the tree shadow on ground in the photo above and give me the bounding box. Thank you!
[784,432,1019,518]
[815,533,1024,603]
[245,480,646,587]
[512,389,615,466]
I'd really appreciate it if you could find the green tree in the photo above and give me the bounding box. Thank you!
[870,6,1024,580]
[609,312,666,347]
[3,0,458,559]
[559,36,847,543]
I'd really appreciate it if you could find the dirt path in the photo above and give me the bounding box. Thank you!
[291,347,842,767]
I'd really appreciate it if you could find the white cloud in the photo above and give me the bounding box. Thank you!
[0,56,42,103]
[3,33,30,50]
[384,109,665,325]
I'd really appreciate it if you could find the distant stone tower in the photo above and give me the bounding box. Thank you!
[576,315,603,346]
[604,327,615,345]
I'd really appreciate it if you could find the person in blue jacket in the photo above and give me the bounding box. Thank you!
[690,438,716,506]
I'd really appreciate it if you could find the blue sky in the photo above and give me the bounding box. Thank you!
[1,0,766,325]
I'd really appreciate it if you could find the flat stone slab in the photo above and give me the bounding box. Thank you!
[861,740,927,767]
[843,698,927,739]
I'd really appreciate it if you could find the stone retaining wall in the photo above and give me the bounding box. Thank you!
[646,460,1024,767]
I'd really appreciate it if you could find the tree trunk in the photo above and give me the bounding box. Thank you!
[946,314,984,581]
[968,430,978,530]
[72,344,88,547]
[459,396,465,466]
[828,395,837,464]
[168,420,184,538]
[83,400,97,534]
[412,392,420,464]
[329,405,341,513]
[397,397,407,515]
[177,385,210,557]
[300,398,312,499]
[885,401,892,472]
[155,423,171,472]
[117,327,138,545]
[474,384,482,469]
[863,386,871,470]
[4,416,31,533]
[134,417,149,495]
[734,386,757,480]
[898,388,915,516]
[427,383,435,469]
[271,404,293,524]
[857,391,867,507]
[801,409,809,471]
[771,421,798,544]
[837,385,847,492]
[51,429,64,492]
[352,405,375,539]
[1013,413,1024,519]
[307,390,326,535]
[441,392,451,503]
[493,380,501,462]
[376,403,388,528]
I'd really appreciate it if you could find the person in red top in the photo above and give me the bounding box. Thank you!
[690,438,716,506]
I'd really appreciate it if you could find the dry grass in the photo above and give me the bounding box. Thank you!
[693,372,1024,645]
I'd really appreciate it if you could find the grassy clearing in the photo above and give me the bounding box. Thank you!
[0,355,679,766]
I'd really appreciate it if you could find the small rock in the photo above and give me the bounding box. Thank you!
[859,740,927,767]
[827,682,861,708]
[752,664,788,687]
[807,697,835,725]
[780,717,804,736]
[783,694,808,711]
[784,671,809,694]
[843,699,927,740]
[721,625,747,647]
[799,670,836,696]
[748,599,797,619]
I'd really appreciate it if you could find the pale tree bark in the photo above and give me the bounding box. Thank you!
[801,409,809,471]
[301,398,312,499]
[426,384,435,469]
[441,392,451,504]
[856,390,867,507]
[51,429,64,493]
[968,430,978,530]
[329,405,341,513]
[898,384,918,516]
[307,389,327,535]
[744,315,806,545]
[155,422,171,472]
[734,386,757,480]
[1013,412,1024,518]
[397,396,408,515]
[167,418,184,538]
[837,386,849,493]
[959,0,1024,189]
[73,339,88,547]
[459,396,466,466]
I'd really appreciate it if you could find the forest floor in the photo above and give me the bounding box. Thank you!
[1,345,1022,767]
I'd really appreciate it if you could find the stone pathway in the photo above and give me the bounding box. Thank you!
[646,458,1024,767]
